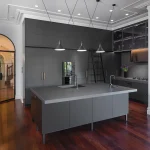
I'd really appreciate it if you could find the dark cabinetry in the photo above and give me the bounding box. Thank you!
[113,20,148,52]
[113,79,148,104]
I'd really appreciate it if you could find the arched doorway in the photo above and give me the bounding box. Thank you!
[0,34,15,103]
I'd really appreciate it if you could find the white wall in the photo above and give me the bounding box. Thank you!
[0,20,24,102]
[147,6,150,115]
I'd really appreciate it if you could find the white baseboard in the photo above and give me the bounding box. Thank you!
[15,95,24,103]
[147,107,150,115]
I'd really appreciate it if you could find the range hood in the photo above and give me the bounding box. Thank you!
[131,48,148,63]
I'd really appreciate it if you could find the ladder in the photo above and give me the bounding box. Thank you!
[87,50,105,83]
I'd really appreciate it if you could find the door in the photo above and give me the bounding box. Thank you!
[93,96,113,122]
[43,50,62,86]
[70,99,92,128]
[25,48,44,104]
[113,94,129,117]
[0,52,15,102]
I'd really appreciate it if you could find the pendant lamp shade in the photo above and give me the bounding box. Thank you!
[55,40,65,51]
[96,44,105,53]
[77,42,87,52]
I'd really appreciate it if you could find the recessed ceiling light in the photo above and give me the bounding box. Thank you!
[78,13,81,16]
[126,13,129,16]
[58,10,61,12]
[35,5,38,8]
[109,10,113,12]
[96,17,99,19]
[111,20,114,22]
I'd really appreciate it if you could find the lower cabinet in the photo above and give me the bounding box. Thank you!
[42,102,70,134]
[32,93,129,136]
[114,79,148,104]
[112,94,129,117]
[93,94,129,122]
[70,99,92,128]
[93,96,113,122]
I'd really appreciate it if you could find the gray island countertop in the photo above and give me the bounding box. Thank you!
[30,82,137,104]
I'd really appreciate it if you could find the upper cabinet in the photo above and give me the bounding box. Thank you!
[114,29,122,41]
[113,20,148,52]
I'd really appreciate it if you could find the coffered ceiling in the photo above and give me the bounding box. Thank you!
[0,0,149,30]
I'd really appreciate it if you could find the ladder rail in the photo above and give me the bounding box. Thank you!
[91,51,97,83]
[100,53,106,83]
[87,50,105,83]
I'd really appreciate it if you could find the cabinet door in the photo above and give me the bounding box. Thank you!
[43,50,74,86]
[70,99,92,128]
[42,102,69,134]
[43,50,62,86]
[25,48,44,104]
[93,96,113,122]
[113,94,129,118]
[134,82,148,104]
[25,48,44,87]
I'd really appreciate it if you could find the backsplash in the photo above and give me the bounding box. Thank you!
[121,52,148,78]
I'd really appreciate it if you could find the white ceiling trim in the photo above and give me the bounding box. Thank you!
[18,10,112,30]
[1,1,149,31]
[134,0,150,9]
[8,4,111,27]
[112,12,148,30]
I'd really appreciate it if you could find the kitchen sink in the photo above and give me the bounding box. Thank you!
[58,84,85,89]
[71,85,86,88]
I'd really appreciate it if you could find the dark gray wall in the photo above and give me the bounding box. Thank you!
[25,18,112,51]
[121,53,148,78]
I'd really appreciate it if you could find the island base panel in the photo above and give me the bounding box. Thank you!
[31,93,130,144]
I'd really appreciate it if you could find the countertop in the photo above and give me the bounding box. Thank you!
[115,77,148,84]
[30,82,137,104]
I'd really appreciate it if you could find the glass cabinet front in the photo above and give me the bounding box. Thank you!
[123,26,133,39]
[113,29,122,41]
[133,22,146,37]
[114,41,122,51]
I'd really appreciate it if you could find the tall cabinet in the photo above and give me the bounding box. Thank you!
[25,48,75,105]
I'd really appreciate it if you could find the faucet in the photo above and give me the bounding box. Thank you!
[110,75,115,87]
[74,74,78,89]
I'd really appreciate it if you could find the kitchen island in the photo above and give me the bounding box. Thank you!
[30,82,137,144]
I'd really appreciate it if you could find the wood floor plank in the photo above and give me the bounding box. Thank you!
[0,100,150,150]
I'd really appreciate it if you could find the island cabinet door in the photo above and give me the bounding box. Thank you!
[42,102,69,134]
[70,99,92,128]
[93,96,113,122]
[112,94,129,118]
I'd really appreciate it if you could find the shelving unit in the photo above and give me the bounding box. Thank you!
[113,20,148,53]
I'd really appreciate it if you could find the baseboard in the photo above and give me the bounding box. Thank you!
[147,107,150,115]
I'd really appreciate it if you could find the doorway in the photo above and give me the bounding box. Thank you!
[0,34,15,102]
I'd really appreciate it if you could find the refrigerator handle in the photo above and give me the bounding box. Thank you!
[43,72,46,80]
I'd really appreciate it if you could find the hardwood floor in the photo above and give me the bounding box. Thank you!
[0,79,14,102]
[0,100,150,150]
[0,88,14,102]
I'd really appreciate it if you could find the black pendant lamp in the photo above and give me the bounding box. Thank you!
[55,40,65,51]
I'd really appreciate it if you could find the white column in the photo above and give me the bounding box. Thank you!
[147,6,150,115]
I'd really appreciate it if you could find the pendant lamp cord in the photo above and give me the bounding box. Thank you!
[42,0,52,22]
[65,0,79,25]
[84,0,94,28]
[89,2,99,27]
[106,5,115,30]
